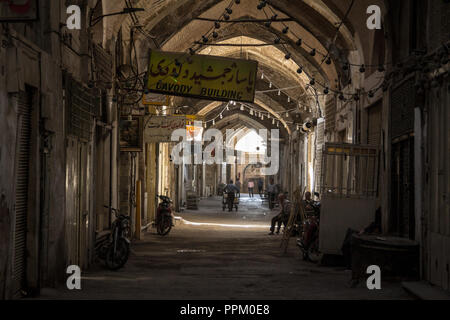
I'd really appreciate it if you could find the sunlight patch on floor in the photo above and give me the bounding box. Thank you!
[175,217,270,229]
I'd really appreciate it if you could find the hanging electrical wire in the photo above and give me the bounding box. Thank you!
[117,0,449,114]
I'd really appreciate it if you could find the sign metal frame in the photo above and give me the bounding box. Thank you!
[146,50,258,103]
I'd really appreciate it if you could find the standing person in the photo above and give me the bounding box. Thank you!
[248,180,254,198]
[224,180,239,212]
[267,178,277,209]
[235,178,241,198]
[257,179,264,197]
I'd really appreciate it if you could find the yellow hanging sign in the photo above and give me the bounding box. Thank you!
[146,50,258,103]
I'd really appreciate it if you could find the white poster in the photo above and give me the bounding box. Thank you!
[144,116,186,142]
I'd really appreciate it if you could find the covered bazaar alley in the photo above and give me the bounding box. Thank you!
[0,0,449,302]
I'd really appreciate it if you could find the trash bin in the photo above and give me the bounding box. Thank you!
[351,234,420,281]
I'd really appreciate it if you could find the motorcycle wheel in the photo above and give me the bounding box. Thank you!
[105,238,130,270]
[307,238,322,263]
[157,215,172,236]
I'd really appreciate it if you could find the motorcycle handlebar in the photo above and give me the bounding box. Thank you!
[156,195,172,202]
[104,205,119,214]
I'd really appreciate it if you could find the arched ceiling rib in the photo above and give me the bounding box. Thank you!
[108,0,355,84]
[105,0,390,138]
[213,113,288,146]
[157,3,339,85]
[198,36,319,94]
[200,99,292,136]
[173,36,318,121]
[105,0,389,69]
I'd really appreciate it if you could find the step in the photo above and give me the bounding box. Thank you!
[402,281,450,300]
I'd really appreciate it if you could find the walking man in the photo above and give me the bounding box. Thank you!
[235,178,241,198]
[248,180,254,198]
[257,179,264,197]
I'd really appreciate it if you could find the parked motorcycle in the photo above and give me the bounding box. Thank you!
[99,206,131,270]
[156,194,174,236]
[297,196,322,263]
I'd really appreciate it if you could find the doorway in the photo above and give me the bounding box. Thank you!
[391,136,415,239]
[66,138,91,269]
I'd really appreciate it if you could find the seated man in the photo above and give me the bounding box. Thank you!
[303,191,314,213]
[268,193,291,235]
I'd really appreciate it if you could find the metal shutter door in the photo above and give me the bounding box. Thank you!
[12,91,32,295]
[367,102,382,146]
[315,120,325,193]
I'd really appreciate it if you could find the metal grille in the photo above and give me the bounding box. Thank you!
[12,91,32,295]
[428,1,450,51]
[65,76,99,140]
[93,44,113,91]
[320,143,379,199]
[325,97,336,134]
[391,77,415,139]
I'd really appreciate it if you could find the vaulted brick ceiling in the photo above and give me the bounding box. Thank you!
[104,0,388,135]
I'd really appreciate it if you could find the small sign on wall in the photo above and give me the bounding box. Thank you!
[120,116,144,152]
[0,0,38,22]
[142,93,169,106]
[144,116,186,143]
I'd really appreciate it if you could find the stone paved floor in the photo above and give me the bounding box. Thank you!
[37,195,412,300]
